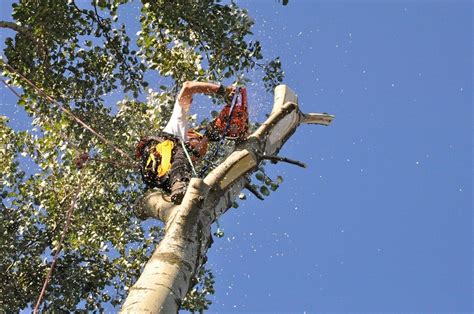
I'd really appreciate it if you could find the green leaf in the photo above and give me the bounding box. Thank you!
[276,175,284,184]
[1,0,285,311]
[255,172,264,182]
[260,186,270,196]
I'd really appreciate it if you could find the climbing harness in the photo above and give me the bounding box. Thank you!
[137,134,177,188]
[146,140,174,177]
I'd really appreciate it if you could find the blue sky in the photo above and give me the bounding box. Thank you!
[1,0,472,312]
[205,1,472,312]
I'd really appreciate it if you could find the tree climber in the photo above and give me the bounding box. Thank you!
[135,81,248,204]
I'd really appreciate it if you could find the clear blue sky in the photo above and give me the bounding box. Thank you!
[1,0,471,312]
[205,1,472,312]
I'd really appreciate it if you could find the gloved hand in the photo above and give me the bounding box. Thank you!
[217,84,237,104]
[224,85,237,104]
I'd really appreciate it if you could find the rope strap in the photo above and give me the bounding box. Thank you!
[1,62,138,167]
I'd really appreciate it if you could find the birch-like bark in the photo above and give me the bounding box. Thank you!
[121,85,334,313]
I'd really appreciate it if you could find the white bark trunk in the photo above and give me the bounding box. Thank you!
[121,85,333,313]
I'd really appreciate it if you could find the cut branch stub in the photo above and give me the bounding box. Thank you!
[134,189,176,224]
[301,112,335,126]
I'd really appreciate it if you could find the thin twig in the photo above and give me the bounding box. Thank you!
[261,155,307,168]
[72,0,134,75]
[244,183,264,200]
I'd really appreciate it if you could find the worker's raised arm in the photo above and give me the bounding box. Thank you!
[177,81,233,111]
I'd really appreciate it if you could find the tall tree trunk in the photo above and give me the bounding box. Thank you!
[121,85,334,313]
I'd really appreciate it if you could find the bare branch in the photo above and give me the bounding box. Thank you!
[0,21,30,34]
[244,183,264,200]
[0,21,50,64]
[261,155,307,168]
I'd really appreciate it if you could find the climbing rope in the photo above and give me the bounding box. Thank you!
[1,78,21,98]
[2,78,136,170]
[33,180,82,313]
[180,140,198,177]
[1,62,136,314]
[1,62,138,167]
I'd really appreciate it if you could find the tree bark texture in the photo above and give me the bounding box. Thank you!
[121,85,334,313]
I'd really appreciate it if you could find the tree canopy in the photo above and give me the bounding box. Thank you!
[0,0,283,312]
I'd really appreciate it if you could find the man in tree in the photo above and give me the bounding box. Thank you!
[135,81,244,204]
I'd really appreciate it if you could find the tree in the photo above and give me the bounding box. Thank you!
[0,0,328,312]
[121,85,333,312]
